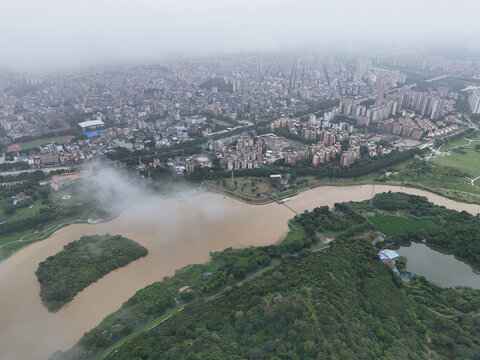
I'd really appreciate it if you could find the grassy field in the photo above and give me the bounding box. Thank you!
[216,176,312,199]
[430,132,480,179]
[6,136,73,152]
[0,199,47,221]
[368,214,437,237]
[215,120,233,127]
[0,182,96,259]
[389,162,480,196]
[215,176,272,198]
[281,219,306,244]
[21,137,69,150]
[0,213,88,260]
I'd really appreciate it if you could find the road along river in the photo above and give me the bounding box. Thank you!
[0,185,479,360]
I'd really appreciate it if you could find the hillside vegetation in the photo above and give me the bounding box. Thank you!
[84,240,480,359]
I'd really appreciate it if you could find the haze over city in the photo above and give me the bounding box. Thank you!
[2,1,480,360]
[1,0,479,72]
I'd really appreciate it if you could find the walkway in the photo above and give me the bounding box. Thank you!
[0,216,88,249]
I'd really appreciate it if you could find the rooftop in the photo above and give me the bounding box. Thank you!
[78,120,105,129]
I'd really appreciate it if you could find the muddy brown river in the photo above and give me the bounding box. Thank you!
[0,185,479,360]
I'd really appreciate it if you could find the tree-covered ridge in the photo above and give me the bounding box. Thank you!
[90,240,480,360]
[35,234,148,312]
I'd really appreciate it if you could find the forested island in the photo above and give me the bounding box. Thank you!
[35,234,148,312]
[51,194,480,359]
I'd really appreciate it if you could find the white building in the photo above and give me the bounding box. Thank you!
[469,89,480,114]
[78,119,105,130]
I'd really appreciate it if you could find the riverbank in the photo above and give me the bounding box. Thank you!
[1,185,480,360]
[205,174,480,207]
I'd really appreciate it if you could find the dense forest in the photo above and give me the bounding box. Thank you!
[54,239,480,360]
[35,234,148,312]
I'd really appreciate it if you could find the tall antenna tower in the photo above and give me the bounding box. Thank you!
[230,169,235,189]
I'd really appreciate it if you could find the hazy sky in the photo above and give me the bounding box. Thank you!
[1,0,479,72]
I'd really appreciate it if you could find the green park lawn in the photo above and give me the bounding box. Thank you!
[0,199,46,222]
[430,132,480,179]
[431,150,480,178]
[215,176,274,197]
[216,176,312,199]
[215,120,233,127]
[281,219,306,244]
[367,214,437,237]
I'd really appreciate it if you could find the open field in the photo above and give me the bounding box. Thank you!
[281,219,306,244]
[0,200,49,224]
[367,214,437,236]
[215,120,233,127]
[430,132,480,179]
[431,150,480,178]
[214,176,310,200]
[0,182,96,259]
[389,162,480,196]
[214,176,271,198]
[6,135,74,152]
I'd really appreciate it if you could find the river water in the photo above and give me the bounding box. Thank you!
[397,243,480,289]
[0,184,479,360]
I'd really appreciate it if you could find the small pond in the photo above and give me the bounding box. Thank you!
[397,242,480,289]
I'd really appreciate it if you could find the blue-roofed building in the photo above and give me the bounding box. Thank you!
[379,249,400,260]
[379,249,401,275]
[85,130,104,137]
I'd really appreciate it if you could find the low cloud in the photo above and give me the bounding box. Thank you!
[0,0,479,72]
